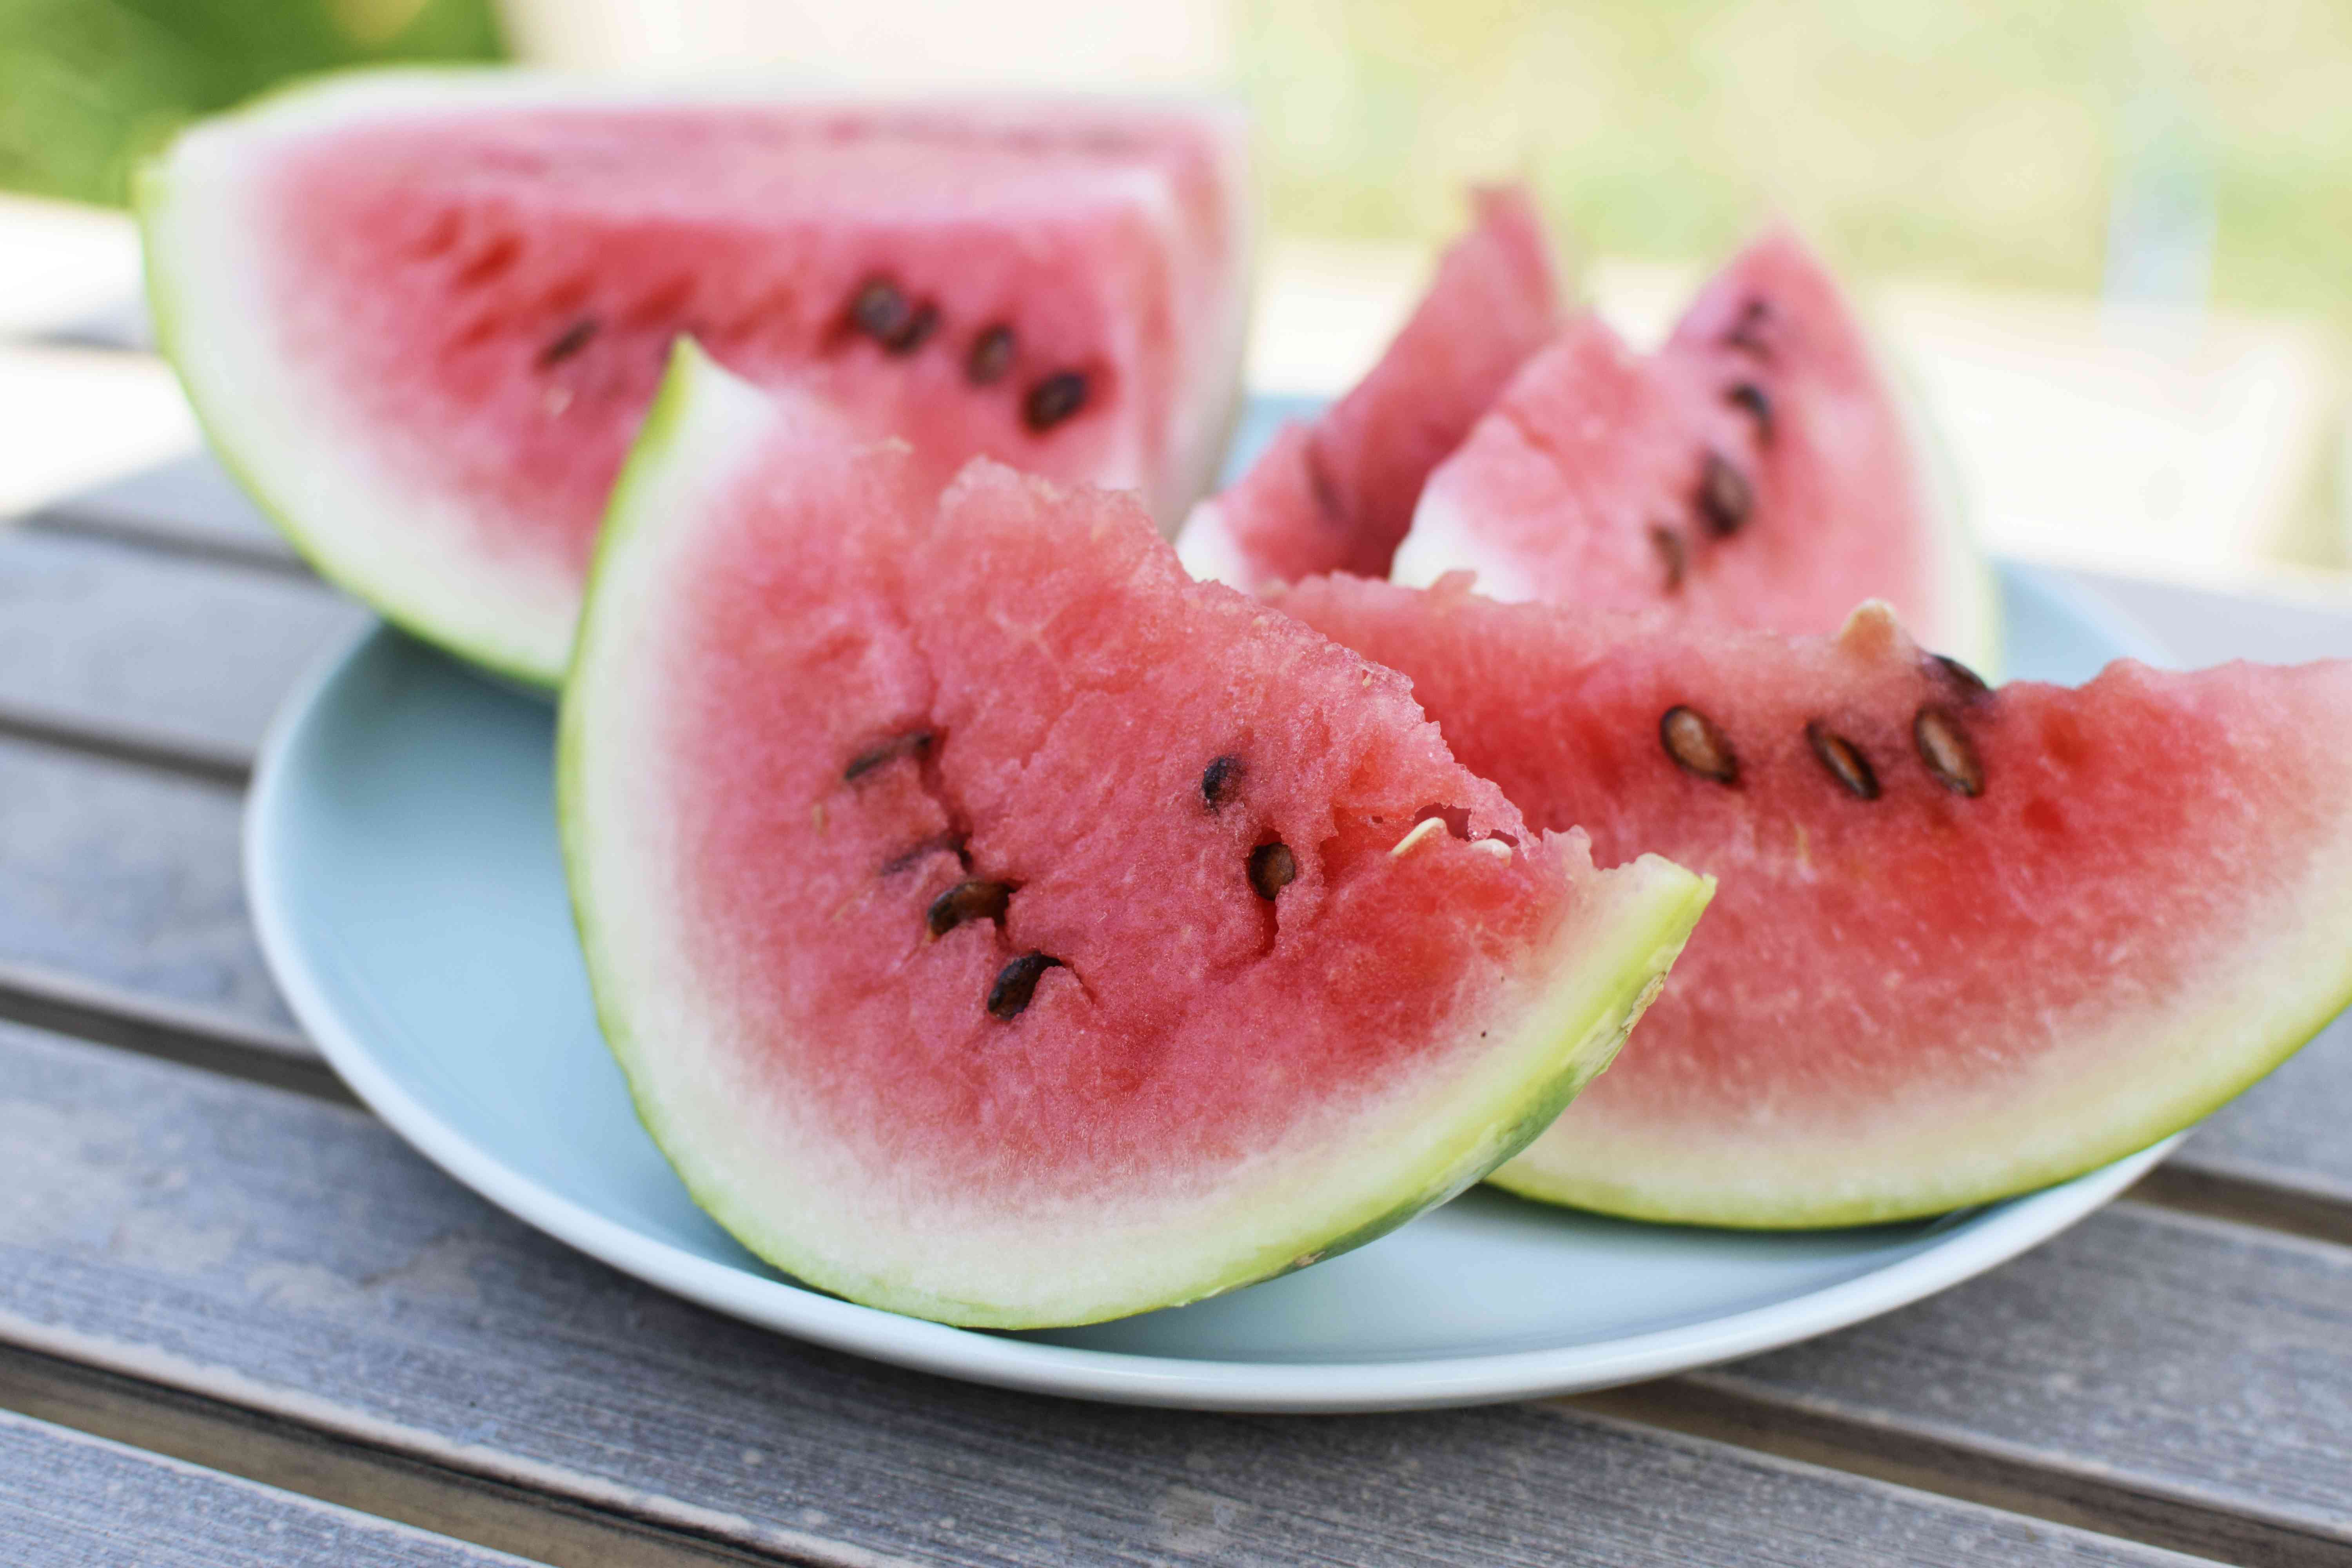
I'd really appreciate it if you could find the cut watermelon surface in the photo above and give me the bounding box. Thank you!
[558,347,1712,1326]
[141,69,1251,686]
[1394,229,1996,675]
[1279,572,2352,1227]
[1177,186,1563,589]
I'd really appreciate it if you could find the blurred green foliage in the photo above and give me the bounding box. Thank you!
[0,0,503,205]
[1240,0,2352,322]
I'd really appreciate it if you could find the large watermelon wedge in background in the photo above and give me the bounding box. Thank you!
[1176,185,1563,590]
[558,347,1713,1326]
[1395,228,1998,675]
[1279,570,2352,1227]
[140,71,1252,687]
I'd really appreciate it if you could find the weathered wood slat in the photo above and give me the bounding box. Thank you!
[0,527,361,767]
[0,1022,2213,1568]
[0,1406,548,1567]
[24,449,296,568]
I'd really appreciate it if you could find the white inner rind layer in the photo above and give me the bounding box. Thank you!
[1493,824,2352,1228]
[139,66,1254,689]
[559,346,1715,1327]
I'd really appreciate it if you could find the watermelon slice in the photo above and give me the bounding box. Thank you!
[1394,229,1996,674]
[1279,571,2352,1227]
[559,346,1712,1326]
[140,69,1252,686]
[1177,186,1563,591]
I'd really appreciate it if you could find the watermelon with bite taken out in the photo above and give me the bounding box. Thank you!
[139,69,1252,687]
[557,345,1713,1326]
[1177,185,1563,589]
[1278,570,2352,1227]
[1394,228,1996,675]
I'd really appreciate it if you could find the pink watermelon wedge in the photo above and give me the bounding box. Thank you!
[140,69,1252,686]
[1394,229,1996,674]
[1176,186,1563,590]
[1279,570,2352,1227]
[558,346,1712,1326]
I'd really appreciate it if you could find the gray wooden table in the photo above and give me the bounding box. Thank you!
[5,449,2352,1567]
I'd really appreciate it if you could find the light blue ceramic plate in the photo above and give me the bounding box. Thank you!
[246,554,2184,1412]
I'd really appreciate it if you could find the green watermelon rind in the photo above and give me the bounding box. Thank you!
[559,342,1716,1327]
[1490,873,2352,1229]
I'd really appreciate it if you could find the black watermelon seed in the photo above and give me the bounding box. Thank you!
[1724,296,1773,356]
[844,729,933,782]
[1648,524,1687,592]
[1024,370,1090,432]
[966,324,1016,384]
[535,316,599,368]
[1249,842,1297,900]
[1201,754,1243,809]
[883,300,939,354]
[1805,721,1880,800]
[849,276,911,343]
[1696,451,1753,537]
[926,878,1013,938]
[1660,705,1738,785]
[1914,704,1985,797]
[987,951,1063,1019]
[1726,380,1773,442]
[1930,652,1991,699]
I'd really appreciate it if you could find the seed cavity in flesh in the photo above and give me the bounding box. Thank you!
[1930,652,1991,699]
[926,878,1013,938]
[1024,370,1089,432]
[880,829,965,876]
[1696,452,1753,537]
[966,324,1016,385]
[987,951,1063,1019]
[849,276,913,345]
[1201,754,1243,810]
[536,316,599,368]
[1913,704,1985,796]
[844,728,933,782]
[1649,524,1686,592]
[1805,721,1880,800]
[1248,842,1297,900]
[1389,817,1447,858]
[1726,380,1773,442]
[1660,705,1738,785]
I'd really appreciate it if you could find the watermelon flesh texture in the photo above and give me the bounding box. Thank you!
[559,347,1712,1326]
[141,71,1251,686]
[1177,185,1563,589]
[1279,571,2352,1226]
[1394,228,1996,675]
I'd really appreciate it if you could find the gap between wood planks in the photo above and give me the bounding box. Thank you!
[1563,1370,2349,1568]
[0,1345,869,1568]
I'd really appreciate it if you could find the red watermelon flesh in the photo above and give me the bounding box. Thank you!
[558,348,1712,1325]
[1279,570,2352,1225]
[1394,228,1994,673]
[1177,186,1562,589]
[142,73,1250,686]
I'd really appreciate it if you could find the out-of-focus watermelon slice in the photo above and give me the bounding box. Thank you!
[558,346,1712,1325]
[140,70,1252,686]
[1280,571,2352,1227]
[1177,186,1562,590]
[1394,229,1996,674]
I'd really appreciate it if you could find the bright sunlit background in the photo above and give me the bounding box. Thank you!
[2,0,2348,586]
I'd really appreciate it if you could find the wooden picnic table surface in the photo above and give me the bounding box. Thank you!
[6,411,2352,1565]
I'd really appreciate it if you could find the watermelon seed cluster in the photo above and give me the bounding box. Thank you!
[1657,664,1991,800]
[841,274,1092,433]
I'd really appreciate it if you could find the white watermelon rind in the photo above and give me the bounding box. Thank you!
[559,343,1716,1327]
[137,65,1256,691]
[1492,836,2352,1229]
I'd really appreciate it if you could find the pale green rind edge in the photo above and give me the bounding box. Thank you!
[1489,908,2352,1230]
[134,67,575,691]
[561,344,1717,1326]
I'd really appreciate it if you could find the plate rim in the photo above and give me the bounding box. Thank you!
[245,561,2181,1413]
